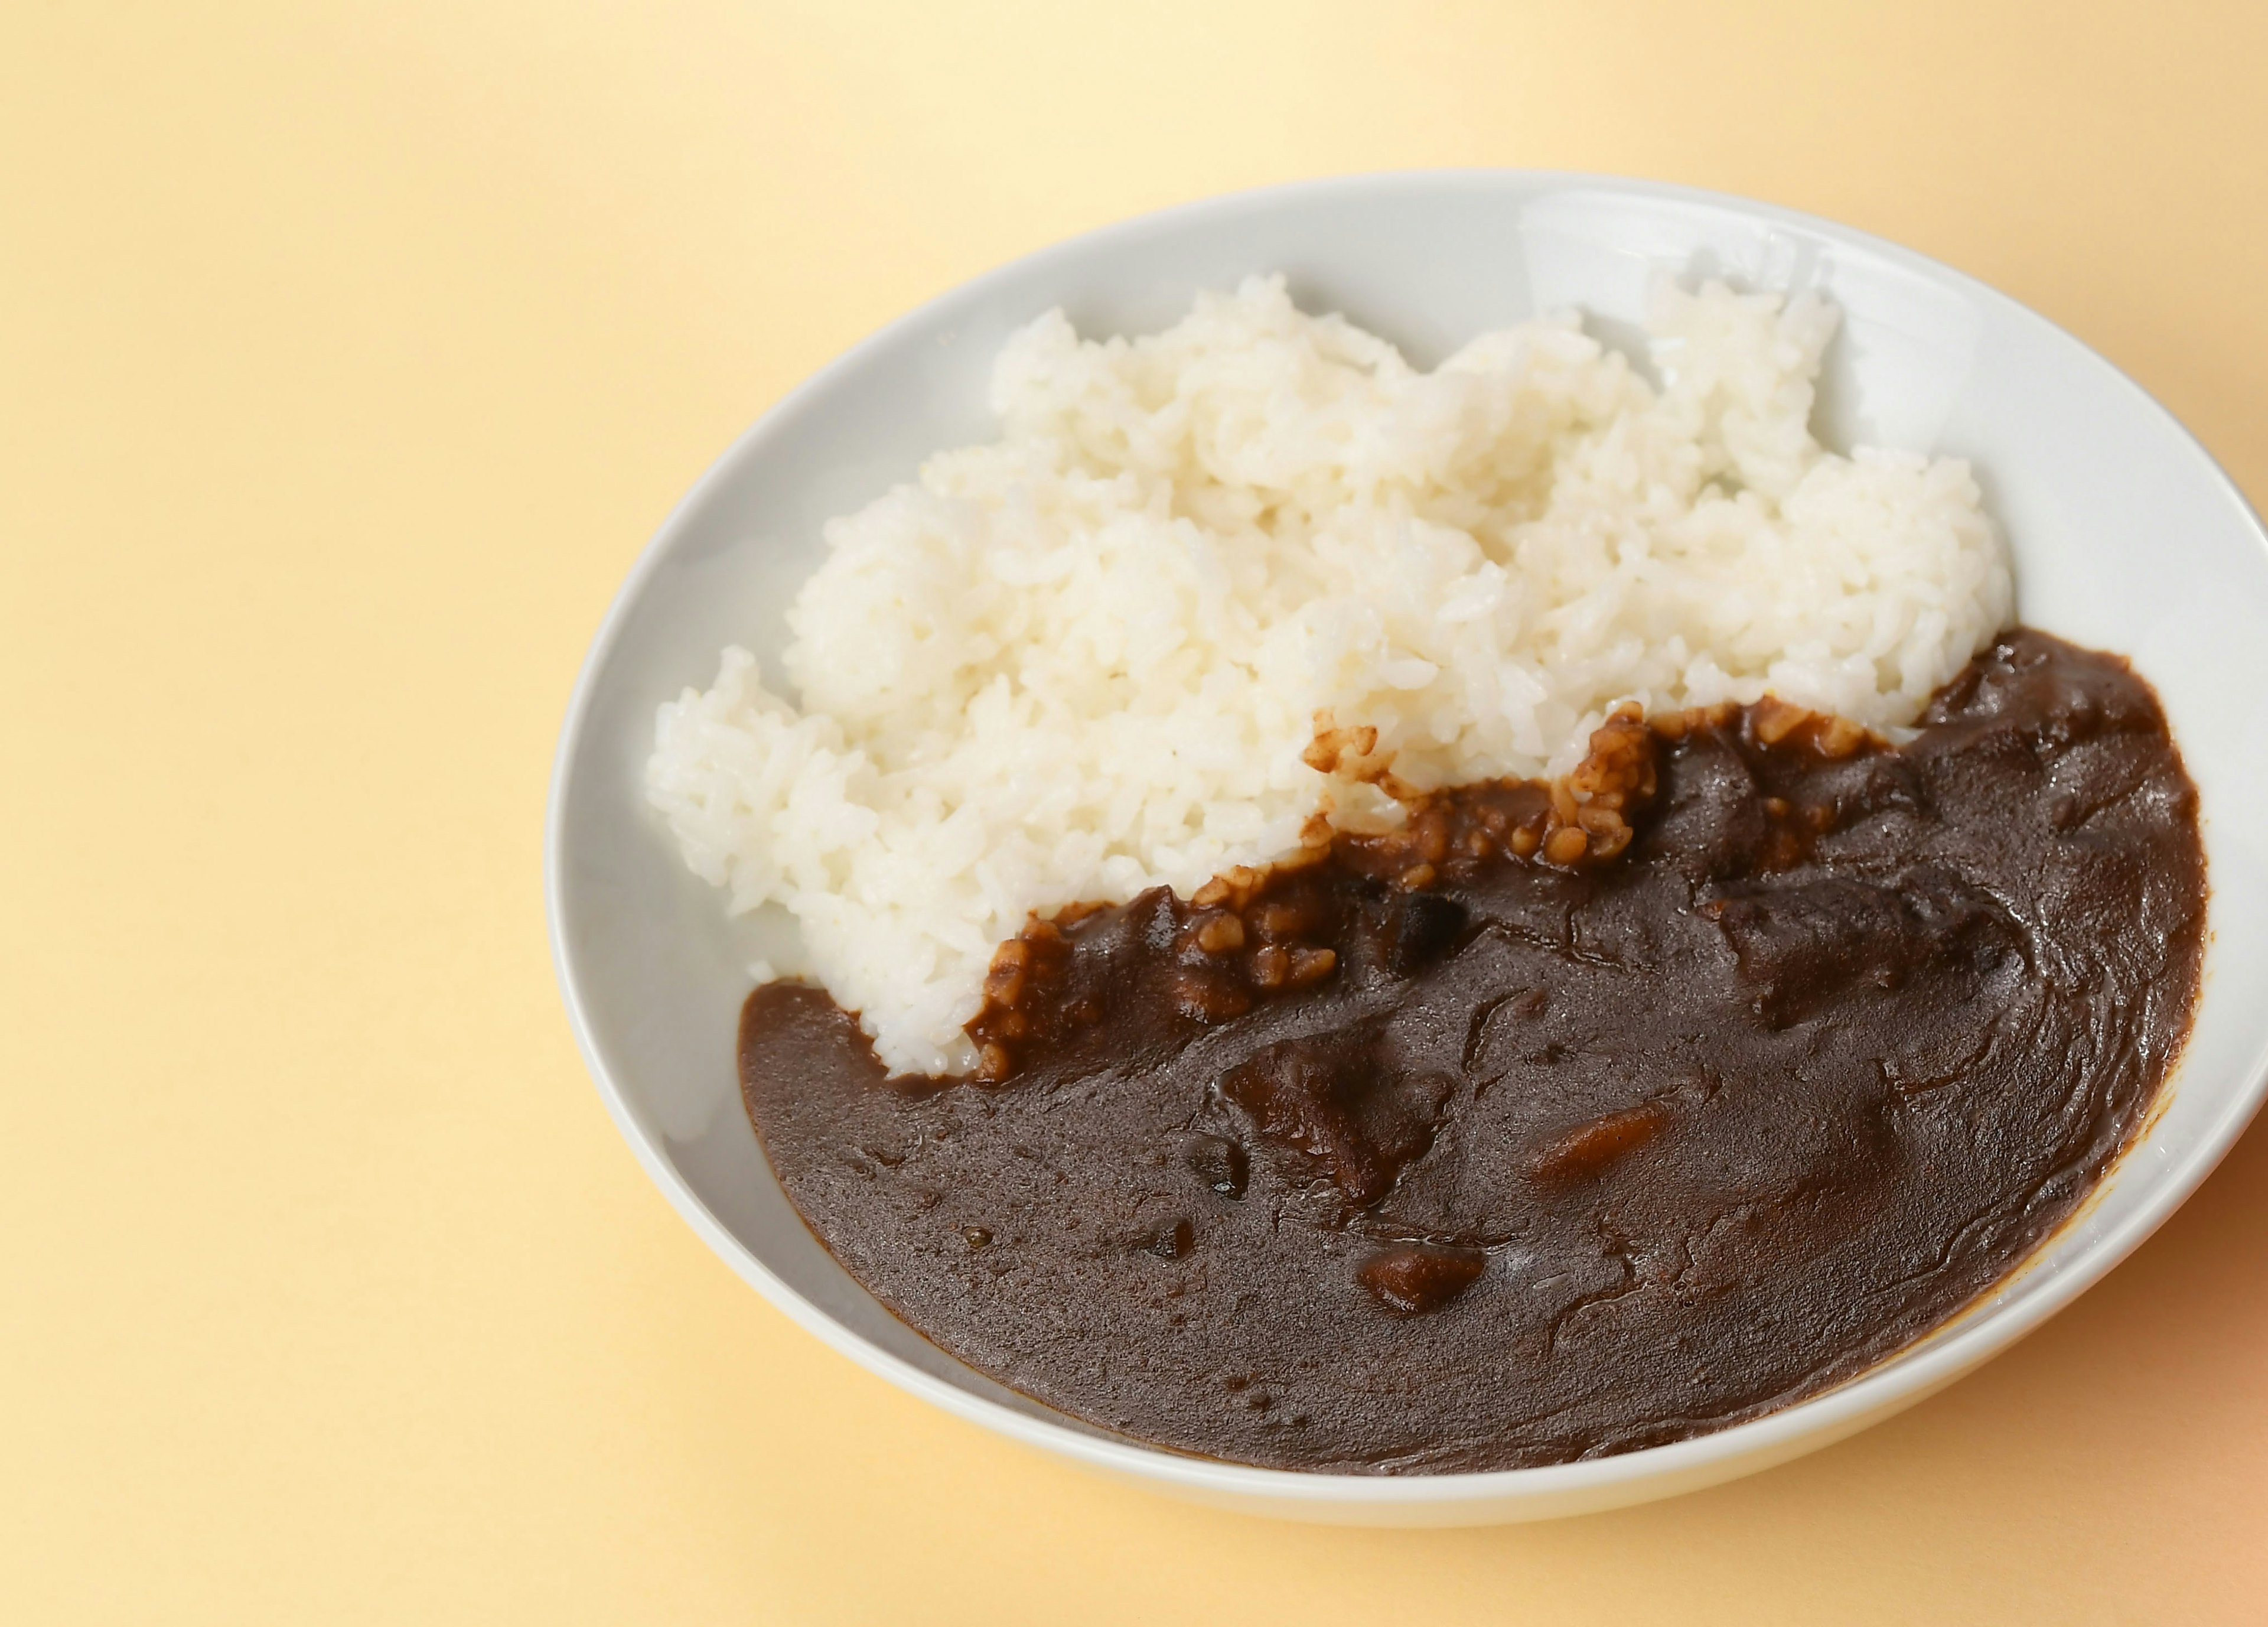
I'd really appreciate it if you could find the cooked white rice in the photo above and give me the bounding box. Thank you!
[647,276,2012,1075]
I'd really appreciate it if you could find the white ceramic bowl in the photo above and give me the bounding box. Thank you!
[547,171,2268,1525]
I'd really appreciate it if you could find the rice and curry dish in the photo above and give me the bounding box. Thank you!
[644,278,2204,1472]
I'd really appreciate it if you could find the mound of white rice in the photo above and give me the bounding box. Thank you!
[647,275,2012,1074]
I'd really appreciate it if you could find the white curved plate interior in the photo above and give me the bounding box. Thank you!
[549,172,2268,1524]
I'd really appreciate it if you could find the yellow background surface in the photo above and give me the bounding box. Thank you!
[7,2,2267,1621]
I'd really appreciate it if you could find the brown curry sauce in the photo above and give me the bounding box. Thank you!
[737,630,2205,1472]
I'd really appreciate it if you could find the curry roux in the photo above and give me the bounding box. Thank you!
[737,630,2205,1472]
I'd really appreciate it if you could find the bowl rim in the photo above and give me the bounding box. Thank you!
[545,166,2268,1512]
